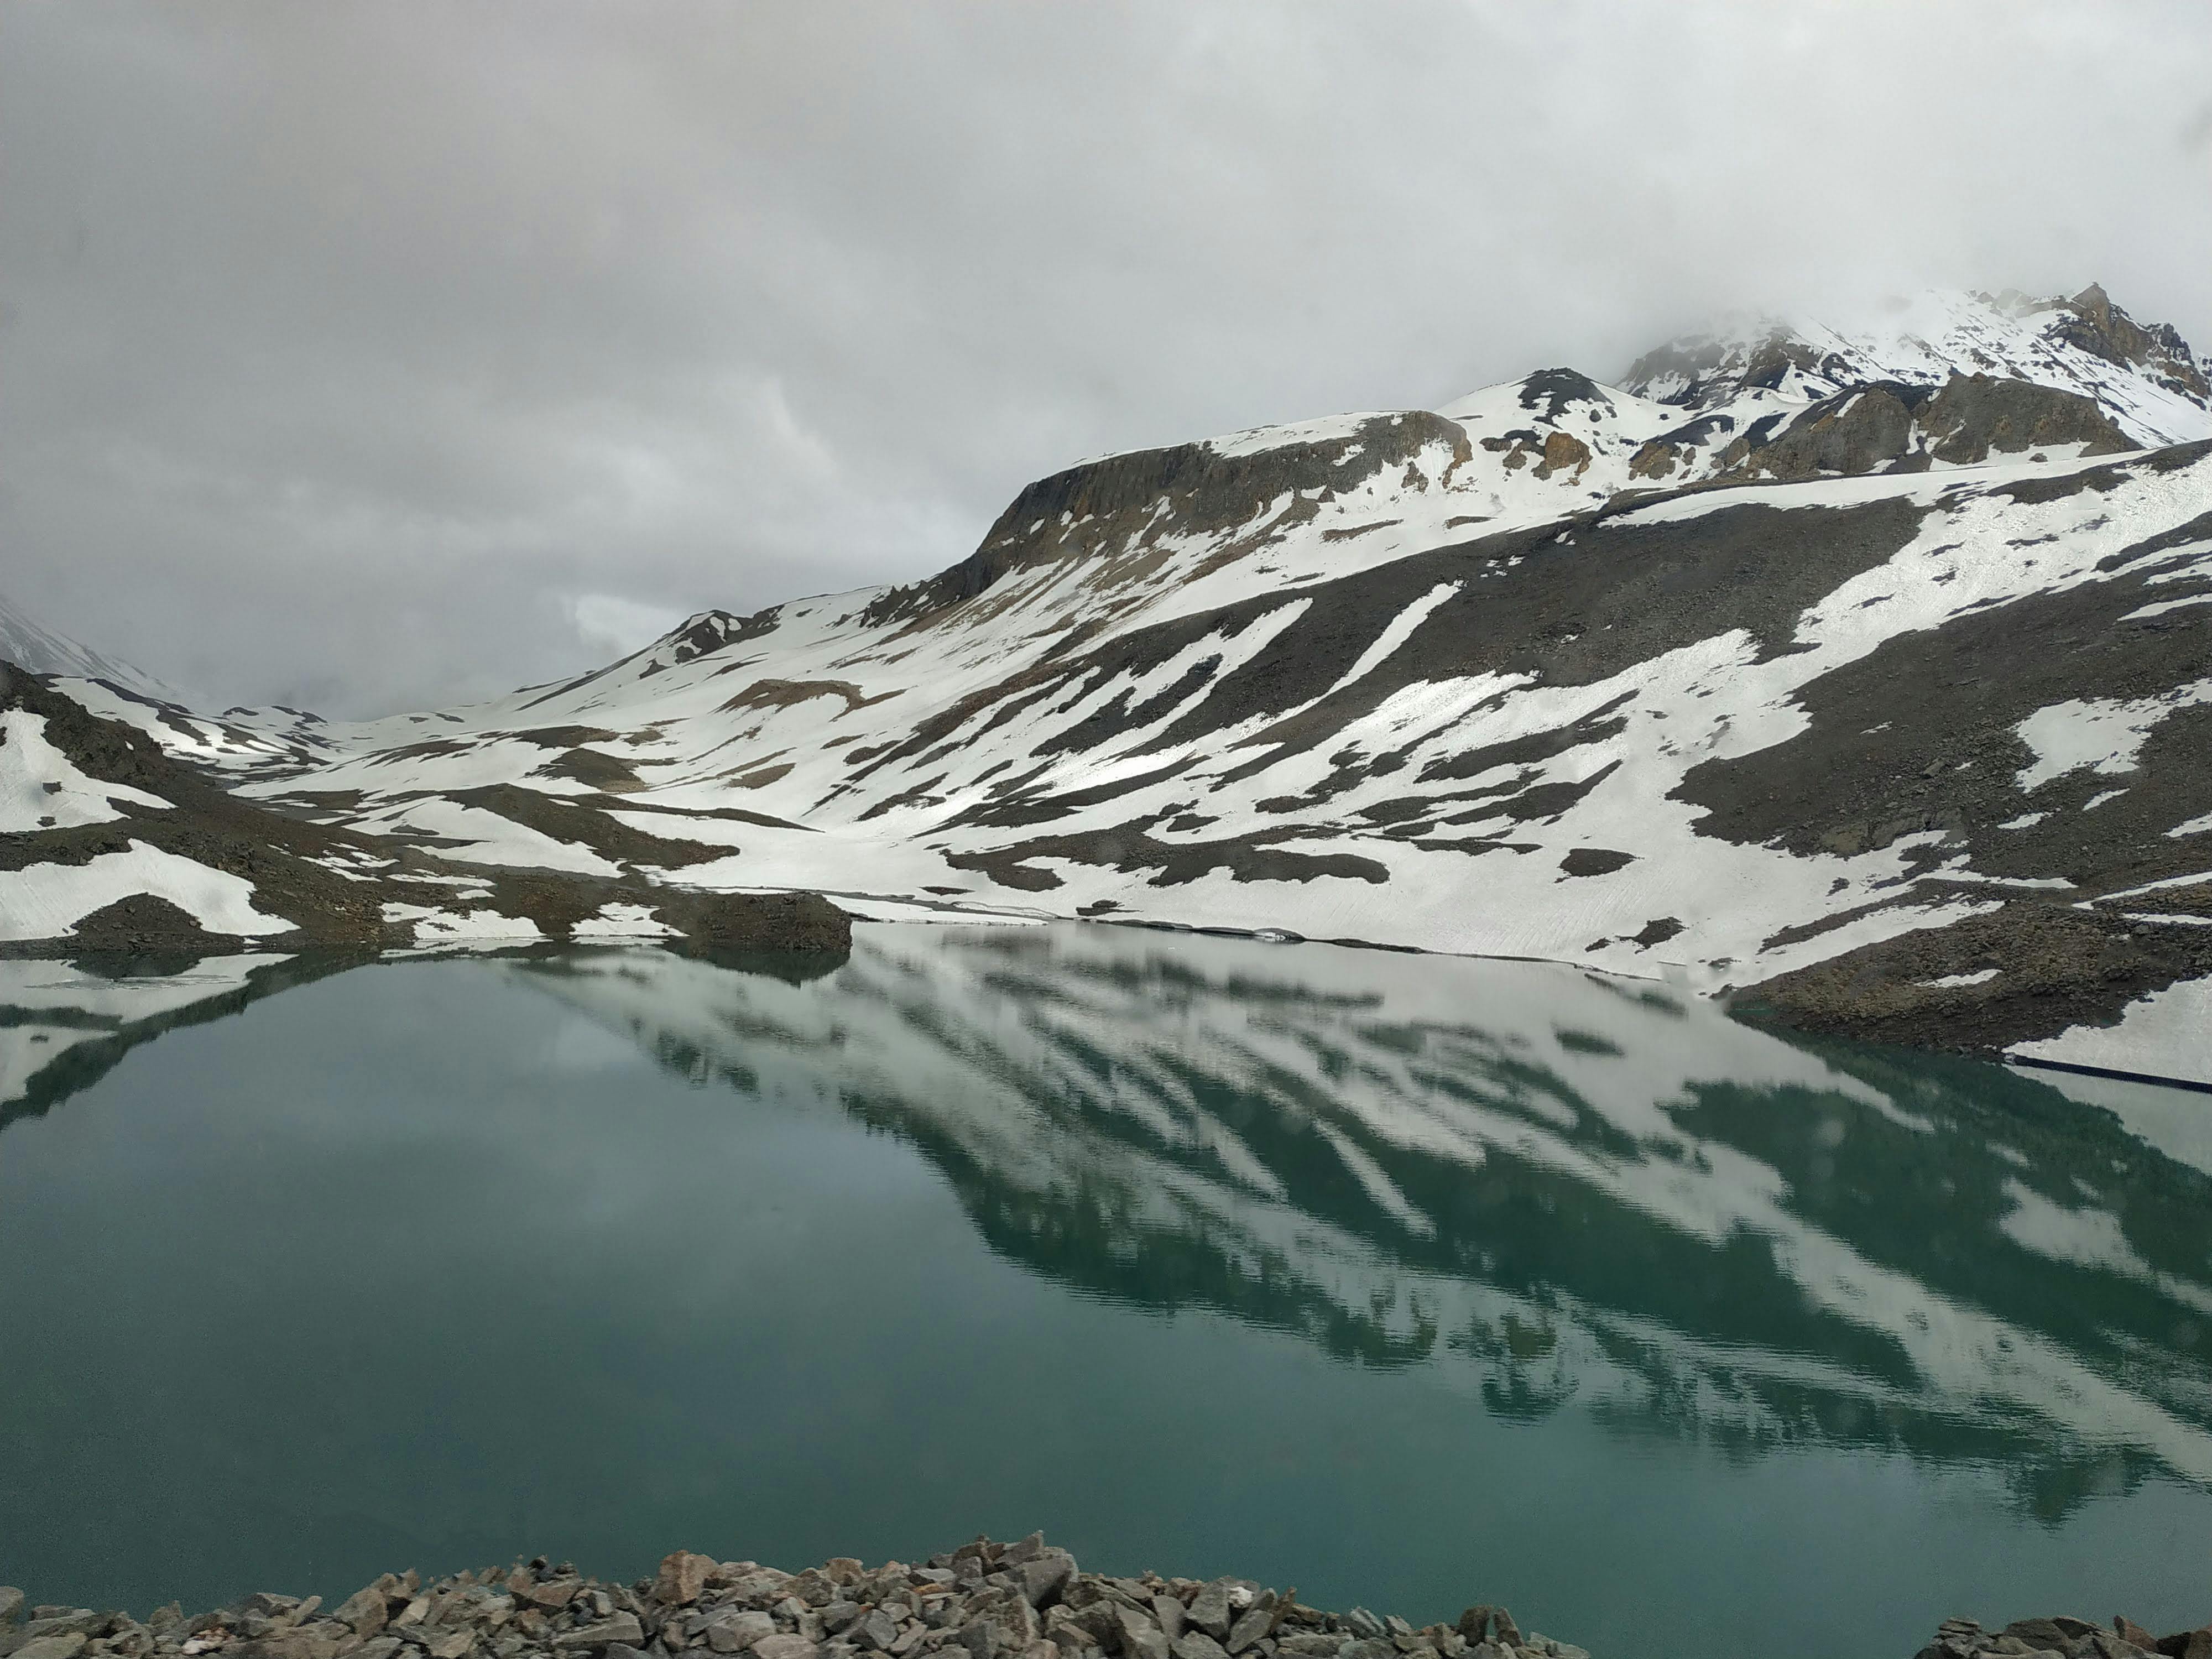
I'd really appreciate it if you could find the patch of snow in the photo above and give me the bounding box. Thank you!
[2120,592,2212,622]
[379,901,545,945]
[571,901,677,940]
[2010,974,2212,1087]
[1,709,170,832]
[2014,681,2212,791]
[1,843,293,941]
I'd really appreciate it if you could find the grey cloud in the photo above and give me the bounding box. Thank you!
[3,0,2208,713]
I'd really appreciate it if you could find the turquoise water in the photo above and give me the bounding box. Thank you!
[2,924,2209,1657]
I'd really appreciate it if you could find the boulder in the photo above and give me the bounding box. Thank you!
[658,1555,719,1609]
[703,1613,779,1653]
[1018,1555,1077,1611]
[1224,1610,1272,1656]
[1170,1635,1228,1659]
[1186,1588,1236,1642]
[554,1614,646,1653]
[1150,1600,1185,1645]
[336,1592,388,1639]
[1112,1606,1170,1659]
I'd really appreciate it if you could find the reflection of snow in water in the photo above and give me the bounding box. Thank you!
[7,926,2212,1502]
[0,955,294,1112]
[503,923,2212,1493]
[2022,1063,2212,1181]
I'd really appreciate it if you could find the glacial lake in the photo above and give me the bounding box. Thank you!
[4,923,2211,1659]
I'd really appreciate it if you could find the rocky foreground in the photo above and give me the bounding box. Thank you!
[0,1540,1585,1659]
[4,1540,2210,1659]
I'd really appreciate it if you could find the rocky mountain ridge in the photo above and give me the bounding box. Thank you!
[4,284,2209,1081]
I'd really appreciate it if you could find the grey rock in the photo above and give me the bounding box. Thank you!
[608,1646,655,1659]
[704,1614,779,1653]
[960,1596,1040,1659]
[1186,1591,1235,1645]
[823,1610,862,1637]
[21,1619,107,1642]
[1224,1613,1271,1657]
[1276,1640,1335,1658]
[356,1640,405,1659]
[1172,1636,1229,1659]
[11,1640,88,1659]
[0,1594,22,1630]
[999,1539,1048,1571]
[1340,1618,1384,1646]
[750,1639,818,1659]
[1113,1607,1170,1659]
[852,1615,899,1655]
[556,1616,646,1655]
[337,1593,388,1640]
[1150,1603,1184,1646]
[1016,1558,1075,1613]
[925,1603,967,1634]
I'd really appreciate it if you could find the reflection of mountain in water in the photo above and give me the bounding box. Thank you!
[6,926,2211,1520]
[508,926,2212,1519]
[0,953,349,1129]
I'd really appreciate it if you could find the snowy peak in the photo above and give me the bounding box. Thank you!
[1621,285,2212,450]
[0,591,178,704]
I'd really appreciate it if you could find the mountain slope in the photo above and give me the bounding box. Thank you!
[0,591,180,703]
[0,664,849,959]
[6,284,2209,1078]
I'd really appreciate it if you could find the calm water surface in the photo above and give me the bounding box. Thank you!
[3,923,2210,1659]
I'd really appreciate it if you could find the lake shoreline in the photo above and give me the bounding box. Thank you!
[6,1539,2209,1659]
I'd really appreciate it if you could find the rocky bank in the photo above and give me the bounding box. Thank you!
[0,1540,1583,1659]
[6,1539,2211,1659]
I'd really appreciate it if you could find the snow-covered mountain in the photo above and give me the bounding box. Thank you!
[0,590,179,703]
[6,284,2210,1079]
[1623,285,2211,448]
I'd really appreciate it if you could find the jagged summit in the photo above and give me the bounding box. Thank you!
[1620,284,2212,450]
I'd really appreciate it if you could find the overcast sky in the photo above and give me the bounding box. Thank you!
[4,1,2209,716]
